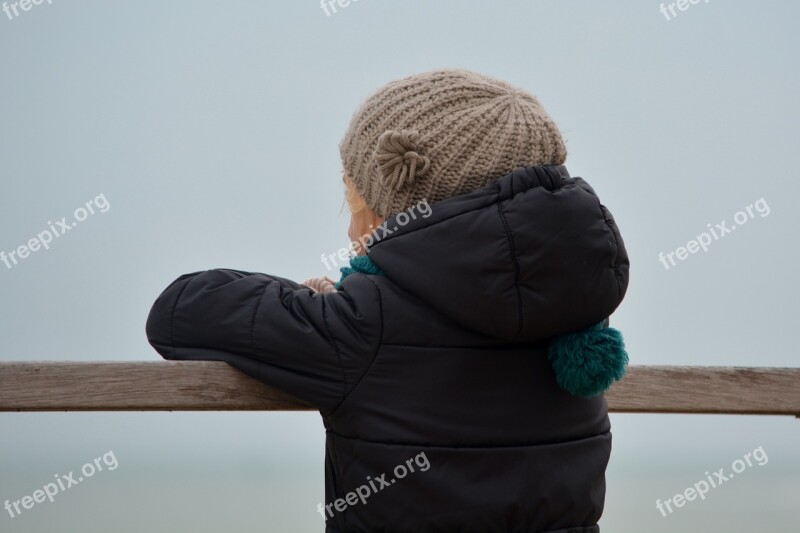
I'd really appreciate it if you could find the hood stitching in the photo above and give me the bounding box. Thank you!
[496,201,524,339]
[599,204,627,303]
[577,178,627,304]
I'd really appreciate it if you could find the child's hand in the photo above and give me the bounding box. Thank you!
[302,276,338,294]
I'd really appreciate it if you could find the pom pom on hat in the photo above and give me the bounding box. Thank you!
[547,320,628,398]
[375,129,431,191]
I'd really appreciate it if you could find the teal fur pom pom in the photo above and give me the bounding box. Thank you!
[547,321,628,398]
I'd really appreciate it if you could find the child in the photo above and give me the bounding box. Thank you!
[147,69,630,533]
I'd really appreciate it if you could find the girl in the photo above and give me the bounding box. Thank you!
[147,69,630,533]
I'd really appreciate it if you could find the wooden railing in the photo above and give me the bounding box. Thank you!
[1,363,799,416]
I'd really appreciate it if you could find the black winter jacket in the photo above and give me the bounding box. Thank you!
[146,164,629,533]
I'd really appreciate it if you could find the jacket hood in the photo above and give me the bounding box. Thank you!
[365,165,629,342]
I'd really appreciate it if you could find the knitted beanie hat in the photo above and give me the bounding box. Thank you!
[339,69,567,218]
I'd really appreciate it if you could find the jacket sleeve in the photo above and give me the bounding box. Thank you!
[145,269,383,414]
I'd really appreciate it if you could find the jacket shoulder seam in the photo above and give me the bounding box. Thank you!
[327,273,384,416]
[321,294,349,407]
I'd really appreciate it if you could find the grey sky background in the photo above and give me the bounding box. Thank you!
[1,1,798,531]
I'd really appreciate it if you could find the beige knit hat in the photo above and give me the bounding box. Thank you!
[339,69,567,218]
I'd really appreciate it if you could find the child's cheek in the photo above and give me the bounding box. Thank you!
[347,216,358,244]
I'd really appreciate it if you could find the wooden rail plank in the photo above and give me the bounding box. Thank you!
[0,362,798,415]
[0,361,312,412]
[610,366,800,416]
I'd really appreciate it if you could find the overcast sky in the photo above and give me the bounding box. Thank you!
[1,1,798,531]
